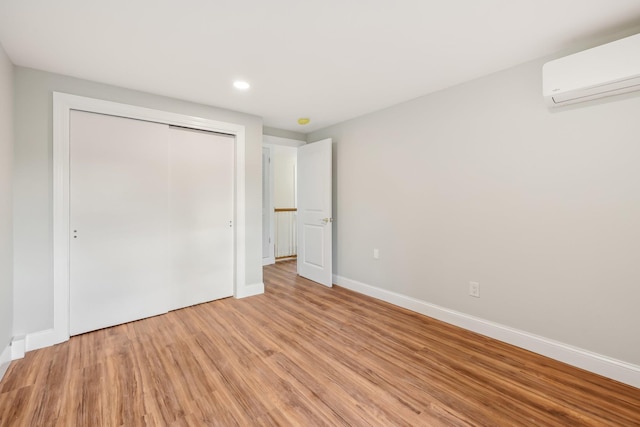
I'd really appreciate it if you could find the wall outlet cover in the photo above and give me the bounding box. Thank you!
[469,281,480,298]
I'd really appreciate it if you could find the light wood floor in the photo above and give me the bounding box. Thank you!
[1,261,639,426]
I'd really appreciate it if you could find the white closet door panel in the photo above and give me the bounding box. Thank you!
[169,127,234,310]
[70,110,170,335]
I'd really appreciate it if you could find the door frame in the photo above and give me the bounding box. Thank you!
[262,145,275,265]
[262,135,306,266]
[48,92,247,348]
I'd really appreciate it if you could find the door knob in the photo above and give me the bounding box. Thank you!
[322,218,334,223]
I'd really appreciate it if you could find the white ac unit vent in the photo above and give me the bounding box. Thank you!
[543,33,640,107]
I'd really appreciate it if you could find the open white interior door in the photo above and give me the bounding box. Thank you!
[297,138,333,287]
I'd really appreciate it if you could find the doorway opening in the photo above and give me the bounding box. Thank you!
[262,135,306,266]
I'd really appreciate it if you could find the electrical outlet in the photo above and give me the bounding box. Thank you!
[373,248,380,259]
[469,281,480,298]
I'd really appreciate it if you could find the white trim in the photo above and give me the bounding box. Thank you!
[334,274,640,389]
[24,329,57,352]
[236,282,265,299]
[0,343,10,382]
[11,336,25,359]
[263,257,276,266]
[261,145,275,264]
[50,92,249,350]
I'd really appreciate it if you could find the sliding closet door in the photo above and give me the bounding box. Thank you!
[168,127,234,310]
[69,110,170,335]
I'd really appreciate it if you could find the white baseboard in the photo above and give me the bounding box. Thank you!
[236,282,264,299]
[11,336,25,360]
[0,343,11,382]
[25,328,64,352]
[263,257,275,266]
[334,274,640,389]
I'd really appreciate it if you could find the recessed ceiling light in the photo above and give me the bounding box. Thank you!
[233,80,250,90]
[298,118,310,125]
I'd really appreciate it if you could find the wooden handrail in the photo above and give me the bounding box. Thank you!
[274,208,297,212]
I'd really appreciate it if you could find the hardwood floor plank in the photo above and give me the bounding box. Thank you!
[1,260,639,426]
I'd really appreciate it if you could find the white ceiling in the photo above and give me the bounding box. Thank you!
[1,1,639,133]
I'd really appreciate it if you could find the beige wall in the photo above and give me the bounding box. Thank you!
[309,56,640,366]
[13,67,263,336]
[263,126,306,141]
[272,146,297,208]
[0,43,13,351]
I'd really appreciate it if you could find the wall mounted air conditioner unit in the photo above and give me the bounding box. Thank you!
[543,33,640,107]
